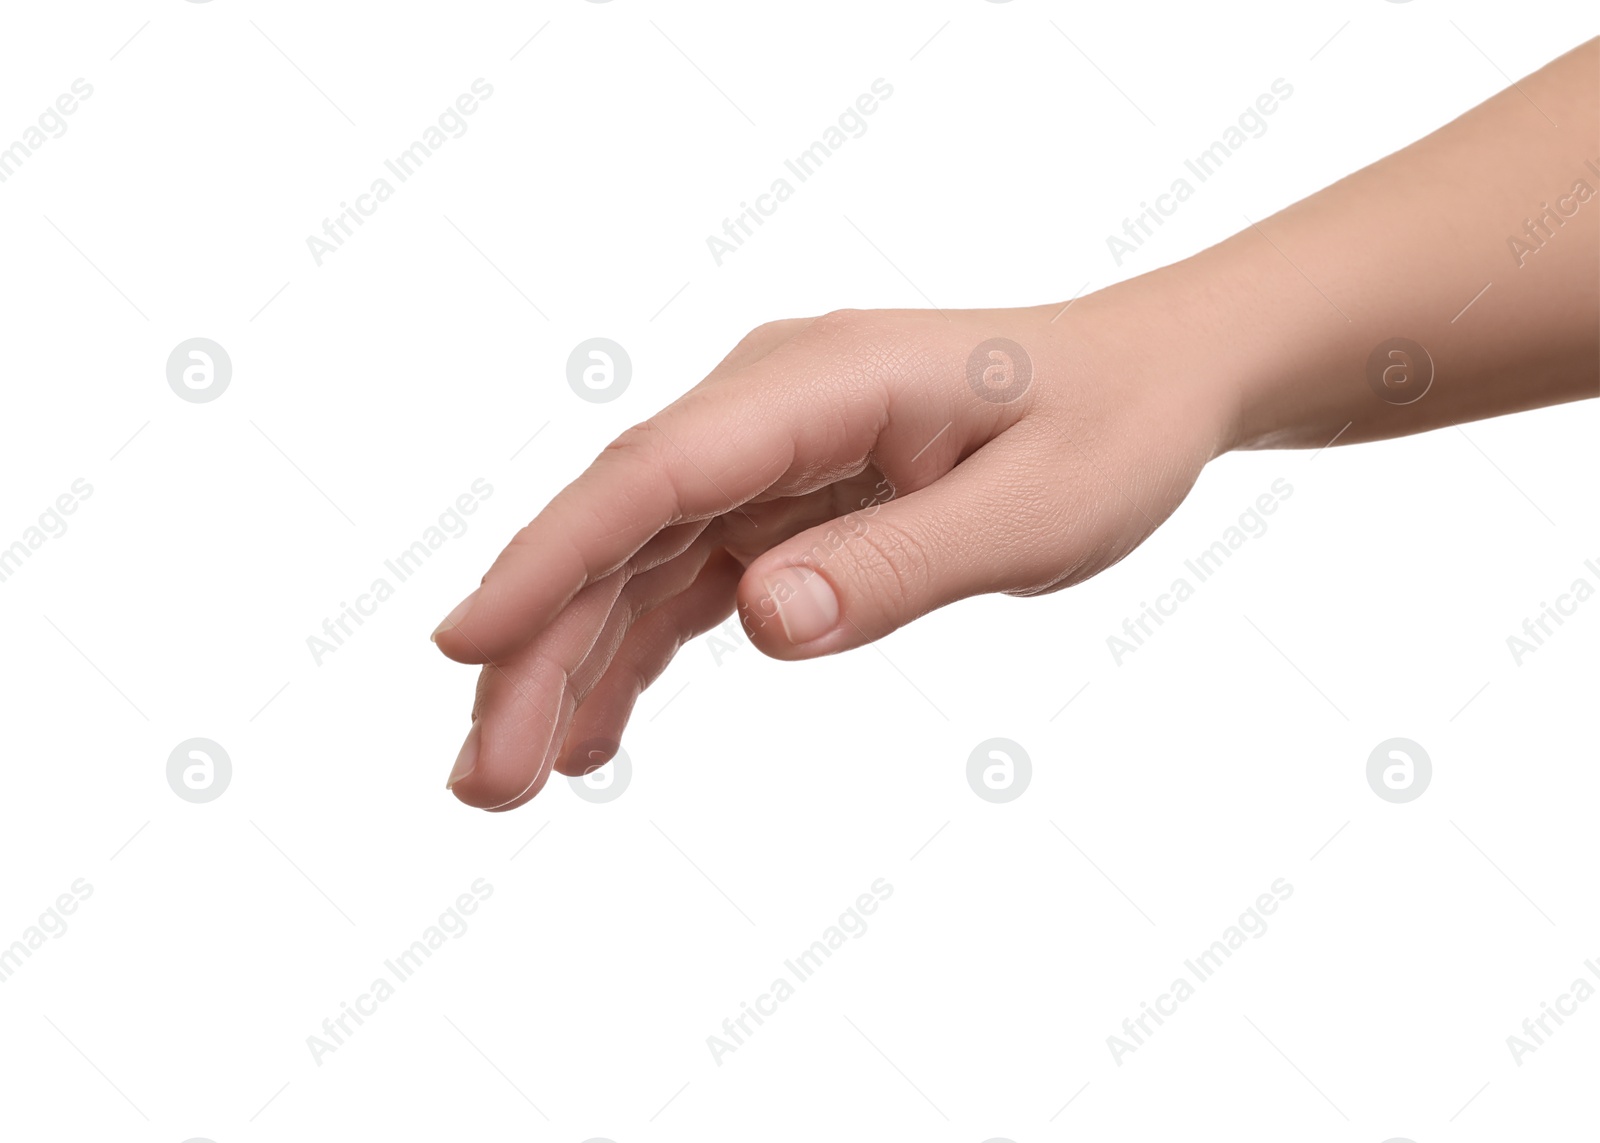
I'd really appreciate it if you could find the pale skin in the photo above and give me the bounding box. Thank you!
[435,40,1597,811]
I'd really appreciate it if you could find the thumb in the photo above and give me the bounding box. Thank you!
[737,446,1050,659]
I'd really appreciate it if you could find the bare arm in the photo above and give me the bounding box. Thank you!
[1117,36,1598,451]
[435,40,1599,810]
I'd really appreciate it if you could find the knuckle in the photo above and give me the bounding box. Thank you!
[598,421,678,488]
[809,308,871,338]
[836,515,929,610]
[623,658,654,700]
[727,323,777,360]
[725,316,810,364]
[601,421,663,460]
[745,318,787,341]
[590,421,683,525]
[800,309,901,408]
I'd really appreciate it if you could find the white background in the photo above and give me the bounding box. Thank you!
[0,1,1595,1140]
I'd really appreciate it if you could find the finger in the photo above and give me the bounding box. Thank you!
[459,518,713,730]
[566,529,722,699]
[737,433,1057,659]
[550,475,879,716]
[431,319,812,667]
[716,469,894,564]
[430,380,868,663]
[430,312,985,666]
[456,528,727,812]
[553,550,744,781]
[630,519,712,578]
[446,571,626,810]
[704,316,818,377]
[505,472,889,750]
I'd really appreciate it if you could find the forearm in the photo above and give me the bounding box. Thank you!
[1098,37,1599,453]
[441,36,1598,811]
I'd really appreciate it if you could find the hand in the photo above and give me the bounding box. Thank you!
[433,301,1237,810]
[433,38,1598,811]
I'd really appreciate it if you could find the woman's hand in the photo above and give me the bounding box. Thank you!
[433,301,1236,810]
[434,38,1597,811]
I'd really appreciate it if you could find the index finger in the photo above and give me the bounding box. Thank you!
[430,329,888,664]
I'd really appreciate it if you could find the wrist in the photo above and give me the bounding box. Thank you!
[1093,232,1366,455]
[1060,260,1258,461]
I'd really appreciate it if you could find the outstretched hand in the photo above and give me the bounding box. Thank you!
[433,303,1233,810]
[432,39,1598,811]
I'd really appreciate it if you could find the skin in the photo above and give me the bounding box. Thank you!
[435,39,1598,812]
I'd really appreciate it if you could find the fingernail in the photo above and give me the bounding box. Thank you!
[432,587,479,641]
[762,566,839,646]
[447,722,480,790]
